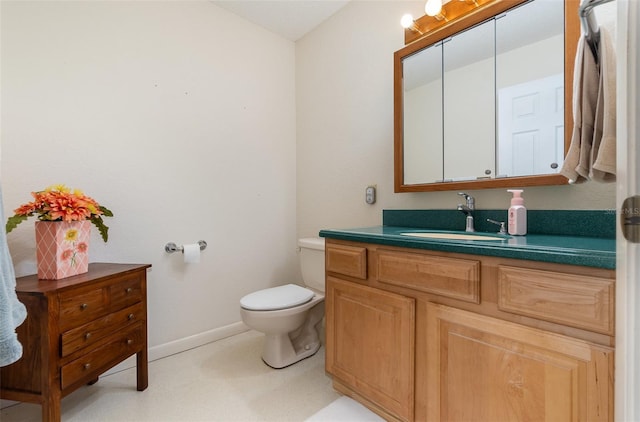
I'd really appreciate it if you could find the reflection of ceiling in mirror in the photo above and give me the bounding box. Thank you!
[403,0,564,91]
[497,0,563,53]
[403,43,442,91]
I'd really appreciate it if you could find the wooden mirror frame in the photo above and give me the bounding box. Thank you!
[393,0,580,193]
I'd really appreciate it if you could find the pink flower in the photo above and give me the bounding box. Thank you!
[61,249,74,261]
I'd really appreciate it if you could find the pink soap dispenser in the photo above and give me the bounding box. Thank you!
[507,189,527,235]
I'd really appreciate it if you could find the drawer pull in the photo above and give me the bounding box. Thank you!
[84,332,92,340]
[80,303,88,310]
[83,363,91,370]
[126,287,133,293]
[128,313,135,320]
[126,339,133,345]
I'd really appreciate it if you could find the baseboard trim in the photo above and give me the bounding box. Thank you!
[104,321,250,376]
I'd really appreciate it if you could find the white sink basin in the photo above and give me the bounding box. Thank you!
[400,232,506,241]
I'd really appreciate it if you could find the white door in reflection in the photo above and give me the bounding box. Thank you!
[497,73,564,177]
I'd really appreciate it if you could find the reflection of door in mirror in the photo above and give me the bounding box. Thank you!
[496,0,565,178]
[498,74,564,176]
[444,19,495,182]
[403,43,443,184]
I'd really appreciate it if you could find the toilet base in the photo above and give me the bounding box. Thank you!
[261,302,324,369]
[262,342,321,369]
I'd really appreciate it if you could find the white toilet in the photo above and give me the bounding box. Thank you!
[240,237,325,369]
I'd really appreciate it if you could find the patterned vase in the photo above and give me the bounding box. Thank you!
[35,220,90,280]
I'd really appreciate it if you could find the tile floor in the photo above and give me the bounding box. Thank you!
[0,330,376,421]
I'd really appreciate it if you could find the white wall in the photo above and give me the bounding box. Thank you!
[296,0,616,239]
[1,1,298,355]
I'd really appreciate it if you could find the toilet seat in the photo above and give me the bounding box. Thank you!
[240,284,314,311]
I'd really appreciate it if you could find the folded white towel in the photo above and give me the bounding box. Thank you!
[591,26,616,182]
[0,185,27,367]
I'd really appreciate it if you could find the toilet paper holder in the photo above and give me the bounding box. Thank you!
[165,240,207,254]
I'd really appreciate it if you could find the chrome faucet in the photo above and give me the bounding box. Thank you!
[457,192,475,232]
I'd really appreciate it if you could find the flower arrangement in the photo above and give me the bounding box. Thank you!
[5,184,113,242]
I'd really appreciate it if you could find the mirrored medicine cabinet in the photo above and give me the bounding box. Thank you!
[394,0,580,192]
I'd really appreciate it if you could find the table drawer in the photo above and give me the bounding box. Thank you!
[498,265,614,334]
[110,274,144,310]
[60,303,144,357]
[326,244,367,280]
[377,249,480,303]
[61,323,144,390]
[59,287,107,330]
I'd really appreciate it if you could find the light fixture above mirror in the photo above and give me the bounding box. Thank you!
[400,0,495,45]
[425,0,447,20]
[400,13,424,34]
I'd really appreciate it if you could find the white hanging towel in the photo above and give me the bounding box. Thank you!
[560,35,599,183]
[590,26,616,182]
[0,186,27,367]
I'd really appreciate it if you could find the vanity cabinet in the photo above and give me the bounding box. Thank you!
[326,277,415,421]
[324,239,614,422]
[325,242,415,421]
[0,263,151,422]
[427,303,613,421]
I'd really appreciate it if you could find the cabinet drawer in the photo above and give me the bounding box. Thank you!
[60,303,144,357]
[326,244,367,280]
[498,265,614,335]
[110,275,144,310]
[377,249,480,303]
[61,323,144,390]
[59,287,107,330]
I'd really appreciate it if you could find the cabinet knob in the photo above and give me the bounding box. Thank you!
[128,313,135,320]
[126,339,133,345]
[84,332,92,340]
[80,303,88,310]
[126,287,133,293]
[83,363,91,370]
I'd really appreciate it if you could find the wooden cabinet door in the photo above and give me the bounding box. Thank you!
[326,277,415,421]
[426,303,613,421]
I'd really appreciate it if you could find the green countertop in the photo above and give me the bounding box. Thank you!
[319,226,616,269]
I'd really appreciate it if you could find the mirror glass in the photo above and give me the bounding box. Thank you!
[402,42,443,184]
[395,0,573,192]
[443,18,495,182]
[496,0,565,177]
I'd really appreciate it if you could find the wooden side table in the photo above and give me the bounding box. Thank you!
[1,263,151,422]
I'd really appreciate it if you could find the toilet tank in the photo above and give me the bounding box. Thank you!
[298,237,325,292]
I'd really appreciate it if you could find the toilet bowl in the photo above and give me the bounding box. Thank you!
[240,238,325,369]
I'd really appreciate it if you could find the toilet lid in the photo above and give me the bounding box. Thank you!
[240,284,314,311]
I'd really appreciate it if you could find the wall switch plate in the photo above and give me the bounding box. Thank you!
[365,186,376,204]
